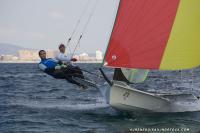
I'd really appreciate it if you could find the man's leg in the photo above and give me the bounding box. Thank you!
[68,65,84,79]
[64,76,82,87]
[60,67,84,87]
[51,69,66,79]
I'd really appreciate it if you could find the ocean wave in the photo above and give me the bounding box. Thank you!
[9,97,109,111]
[0,73,46,78]
[0,119,46,126]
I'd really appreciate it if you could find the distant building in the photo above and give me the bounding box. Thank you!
[18,49,58,61]
[79,53,89,61]
[96,50,103,60]
[12,56,19,61]
[18,50,39,61]
[1,55,13,61]
[0,55,18,61]
[46,50,58,58]
[87,56,96,61]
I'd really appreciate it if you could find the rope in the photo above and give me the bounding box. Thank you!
[66,0,91,55]
[66,0,90,47]
[71,0,99,58]
[80,68,103,78]
[81,0,98,35]
[71,35,82,58]
[64,65,103,78]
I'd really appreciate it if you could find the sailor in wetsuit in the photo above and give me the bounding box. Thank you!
[38,50,85,88]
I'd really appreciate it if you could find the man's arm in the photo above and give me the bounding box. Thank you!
[51,58,63,65]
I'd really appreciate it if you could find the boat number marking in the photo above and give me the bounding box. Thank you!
[123,91,130,100]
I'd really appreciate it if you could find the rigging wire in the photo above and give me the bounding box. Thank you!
[80,68,103,78]
[60,0,101,81]
[64,66,103,78]
[71,0,99,58]
[66,0,91,54]
[66,0,90,46]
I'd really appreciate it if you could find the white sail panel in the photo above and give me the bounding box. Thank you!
[121,68,149,83]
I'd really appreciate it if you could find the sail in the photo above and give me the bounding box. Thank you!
[103,0,200,70]
[121,69,149,83]
[113,68,149,83]
[113,68,129,83]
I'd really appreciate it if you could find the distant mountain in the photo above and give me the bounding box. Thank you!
[0,43,30,56]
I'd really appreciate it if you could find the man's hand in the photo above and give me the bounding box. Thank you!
[55,66,61,70]
[71,58,77,62]
[58,60,63,65]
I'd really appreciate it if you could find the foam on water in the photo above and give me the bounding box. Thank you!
[11,97,109,111]
[174,100,200,112]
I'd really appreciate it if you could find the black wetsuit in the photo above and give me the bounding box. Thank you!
[38,58,84,87]
[52,65,84,86]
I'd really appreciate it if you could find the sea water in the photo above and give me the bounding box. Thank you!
[0,63,200,133]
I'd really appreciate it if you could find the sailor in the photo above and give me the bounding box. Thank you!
[56,43,84,79]
[56,43,74,64]
[38,50,85,88]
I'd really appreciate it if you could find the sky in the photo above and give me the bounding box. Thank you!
[0,0,119,53]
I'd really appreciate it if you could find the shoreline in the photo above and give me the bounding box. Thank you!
[0,61,102,64]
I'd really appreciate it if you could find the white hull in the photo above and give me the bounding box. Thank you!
[109,81,200,112]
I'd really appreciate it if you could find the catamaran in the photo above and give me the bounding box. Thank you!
[99,0,200,112]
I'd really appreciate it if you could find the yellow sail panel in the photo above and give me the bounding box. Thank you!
[160,0,200,70]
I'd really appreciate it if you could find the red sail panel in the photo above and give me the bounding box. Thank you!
[104,0,180,69]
